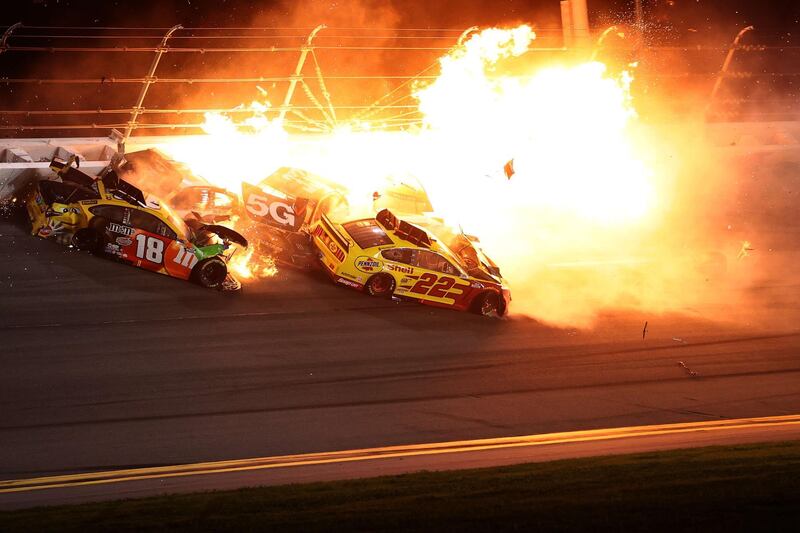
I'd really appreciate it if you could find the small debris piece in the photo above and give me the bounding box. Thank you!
[672,337,686,344]
[737,240,754,260]
[677,361,699,377]
[642,321,648,339]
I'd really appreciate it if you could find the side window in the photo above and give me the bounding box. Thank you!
[89,205,127,224]
[415,250,459,275]
[381,248,415,265]
[129,209,177,240]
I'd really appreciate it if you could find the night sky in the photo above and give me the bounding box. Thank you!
[2,1,798,37]
[0,0,796,135]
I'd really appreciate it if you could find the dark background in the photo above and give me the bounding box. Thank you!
[0,1,797,137]
[2,1,798,36]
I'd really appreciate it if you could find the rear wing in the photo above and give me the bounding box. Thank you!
[376,208,432,248]
[49,156,95,188]
[319,213,350,252]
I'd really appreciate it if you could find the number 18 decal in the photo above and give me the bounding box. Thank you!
[134,234,164,264]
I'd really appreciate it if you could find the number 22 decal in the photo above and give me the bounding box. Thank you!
[410,273,457,298]
[134,234,164,264]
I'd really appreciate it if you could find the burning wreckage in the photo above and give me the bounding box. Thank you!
[23,154,248,290]
[15,149,510,316]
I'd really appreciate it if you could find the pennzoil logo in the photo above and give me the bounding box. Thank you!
[355,256,382,273]
[107,222,134,236]
[312,225,345,262]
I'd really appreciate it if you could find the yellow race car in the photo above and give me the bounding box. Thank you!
[25,156,248,290]
[311,208,510,316]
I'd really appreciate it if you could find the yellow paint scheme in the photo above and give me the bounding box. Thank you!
[310,214,505,312]
[26,178,186,242]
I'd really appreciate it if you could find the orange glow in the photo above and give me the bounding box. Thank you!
[157,25,723,325]
[227,245,278,280]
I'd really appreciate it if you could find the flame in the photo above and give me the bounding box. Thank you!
[227,246,278,280]
[158,25,705,325]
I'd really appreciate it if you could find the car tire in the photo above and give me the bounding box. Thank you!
[473,292,501,317]
[71,228,102,253]
[365,273,395,297]
[191,257,228,289]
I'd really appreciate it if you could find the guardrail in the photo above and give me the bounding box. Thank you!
[0,24,796,137]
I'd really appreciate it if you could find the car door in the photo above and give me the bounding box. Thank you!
[405,250,470,305]
[123,209,196,279]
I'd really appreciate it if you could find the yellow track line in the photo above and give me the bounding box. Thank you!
[2,414,799,494]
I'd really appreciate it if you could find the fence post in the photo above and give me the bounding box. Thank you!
[278,24,325,123]
[707,25,754,118]
[123,24,183,147]
[0,23,22,55]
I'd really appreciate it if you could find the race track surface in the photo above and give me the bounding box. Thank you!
[2,197,800,489]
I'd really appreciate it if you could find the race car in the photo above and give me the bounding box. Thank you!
[25,156,248,290]
[310,208,510,316]
[239,168,438,269]
[113,148,240,225]
[239,167,350,269]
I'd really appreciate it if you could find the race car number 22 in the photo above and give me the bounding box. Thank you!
[135,234,164,263]
[409,272,456,298]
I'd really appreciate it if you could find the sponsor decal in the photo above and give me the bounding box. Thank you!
[242,183,307,231]
[336,277,362,289]
[82,200,98,205]
[107,222,135,236]
[116,236,132,246]
[355,256,382,273]
[312,225,346,262]
[340,271,357,279]
[386,263,413,275]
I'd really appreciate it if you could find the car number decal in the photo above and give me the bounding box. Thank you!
[409,273,463,301]
[134,234,165,264]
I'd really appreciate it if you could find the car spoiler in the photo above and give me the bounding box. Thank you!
[376,208,432,248]
[319,213,349,251]
[201,224,249,248]
[50,156,96,188]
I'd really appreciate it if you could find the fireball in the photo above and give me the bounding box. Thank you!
[158,25,687,325]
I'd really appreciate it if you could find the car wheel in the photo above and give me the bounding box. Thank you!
[191,257,228,289]
[365,273,395,297]
[474,292,501,317]
[71,228,102,253]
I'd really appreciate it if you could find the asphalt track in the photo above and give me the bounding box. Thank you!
[1,153,800,508]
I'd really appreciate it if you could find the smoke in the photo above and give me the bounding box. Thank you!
[151,3,796,328]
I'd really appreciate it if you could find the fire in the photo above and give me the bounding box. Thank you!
[159,25,707,325]
[227,245,278,280]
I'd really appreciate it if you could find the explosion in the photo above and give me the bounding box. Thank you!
[159,24,724,326]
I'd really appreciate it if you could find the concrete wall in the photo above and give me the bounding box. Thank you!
[1,122,798,201]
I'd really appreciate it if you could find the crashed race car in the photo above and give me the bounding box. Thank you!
[25,156,248,290]
[310,208,511,316]
[238,168,436,269]
[239,167,350,269]
[113,148,240,225]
